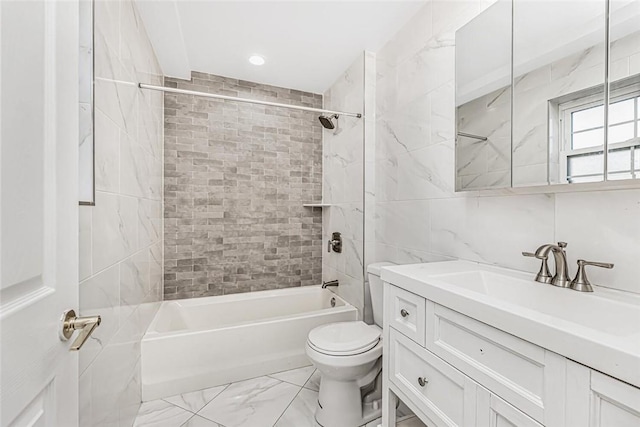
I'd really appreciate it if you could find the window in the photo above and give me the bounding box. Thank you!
[559,90,640,183]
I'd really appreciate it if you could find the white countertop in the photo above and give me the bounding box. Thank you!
[381,260,640,388]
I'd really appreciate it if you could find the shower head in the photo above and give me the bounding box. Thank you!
[319,114,339,130]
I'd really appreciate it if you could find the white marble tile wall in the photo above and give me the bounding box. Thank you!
[374,0,640,295]
[513,27,640,186]
[512,41,606,187]
[456,86,511,190]
[322,53,368,316]
[79,1,164,425]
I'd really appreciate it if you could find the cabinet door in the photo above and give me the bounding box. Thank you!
[566,361,640,427]
[477,387,543,427]
[589,371,640,426]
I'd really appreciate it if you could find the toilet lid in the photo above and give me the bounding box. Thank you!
[308,321,381,356]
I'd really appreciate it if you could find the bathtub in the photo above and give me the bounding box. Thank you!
[141,286,357,400]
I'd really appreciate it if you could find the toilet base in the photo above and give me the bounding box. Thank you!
[315,366,382,427]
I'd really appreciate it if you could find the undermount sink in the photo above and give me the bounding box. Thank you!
[429,269,640,337]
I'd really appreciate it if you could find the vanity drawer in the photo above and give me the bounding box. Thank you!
[386,285,426,345]
[425,302,566,425]
[389,328,479,427]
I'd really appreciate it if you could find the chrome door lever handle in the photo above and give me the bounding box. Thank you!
[60,309,101,351]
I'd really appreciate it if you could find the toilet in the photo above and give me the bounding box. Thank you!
[306,262,395,427]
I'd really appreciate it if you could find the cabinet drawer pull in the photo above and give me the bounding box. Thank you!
[417,377,428,387]
[400,309,410,318]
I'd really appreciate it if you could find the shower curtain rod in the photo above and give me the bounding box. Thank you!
[138,83,363,118]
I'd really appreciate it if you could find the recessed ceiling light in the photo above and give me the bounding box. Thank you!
[249,55,266,66]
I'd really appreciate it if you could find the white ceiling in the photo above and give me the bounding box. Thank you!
[135,0,426,94]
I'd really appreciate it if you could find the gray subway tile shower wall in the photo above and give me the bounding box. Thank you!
[163,73,323,299]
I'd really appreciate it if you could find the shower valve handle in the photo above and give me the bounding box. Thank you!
[327,232,342,253]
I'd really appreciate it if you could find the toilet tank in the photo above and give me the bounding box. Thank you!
[367,262,396,327]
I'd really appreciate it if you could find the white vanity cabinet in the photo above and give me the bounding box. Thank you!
[424,301,566,424]
[389,328,483,426]
[565,363,640,427]
[382,282,640,427]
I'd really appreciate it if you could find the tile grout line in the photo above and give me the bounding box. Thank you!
[180,411,229,427]
[134,399,190,427]
[151,382,233,425]
[301,370,320,392]
[138,371,319,426]
[270,383,306,427]
[178,412,196,427]
[198,378,299,427]
[267,368,316,389]
[159,397,196,415]
[191,382,236,426]
[192,383,232,415]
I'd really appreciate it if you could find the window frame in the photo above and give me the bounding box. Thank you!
[559,88,640,183]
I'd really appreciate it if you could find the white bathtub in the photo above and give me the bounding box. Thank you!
[141,286,357,400]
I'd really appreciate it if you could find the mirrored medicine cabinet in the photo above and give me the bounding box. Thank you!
[455,0,640,191]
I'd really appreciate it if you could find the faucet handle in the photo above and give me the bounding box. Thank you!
[522,251,546,259]
[579,260,614,269]
[522,251,552,284]
[570,259,614,292]
[557,242,568,249]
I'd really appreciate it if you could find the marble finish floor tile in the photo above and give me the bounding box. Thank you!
[133,367,419,427]
[274,388,319,427]
[303,370,321,391]
[134,400,193,427]
[366,415,424,427]
[269,366,316,387]
[397,416,427,427]
[197,376,300,427]
[164,385,228,413]
[181,414,221,427]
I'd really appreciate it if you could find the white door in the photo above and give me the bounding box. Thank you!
[1,0,80,425]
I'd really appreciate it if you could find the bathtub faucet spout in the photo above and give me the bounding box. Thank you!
[322,280,339,289]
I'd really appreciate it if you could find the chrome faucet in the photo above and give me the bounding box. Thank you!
[322,280,339,289]
[523,242,614,292]
[523,242,571,288]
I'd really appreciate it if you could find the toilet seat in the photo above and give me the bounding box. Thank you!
[307,321,381,356]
